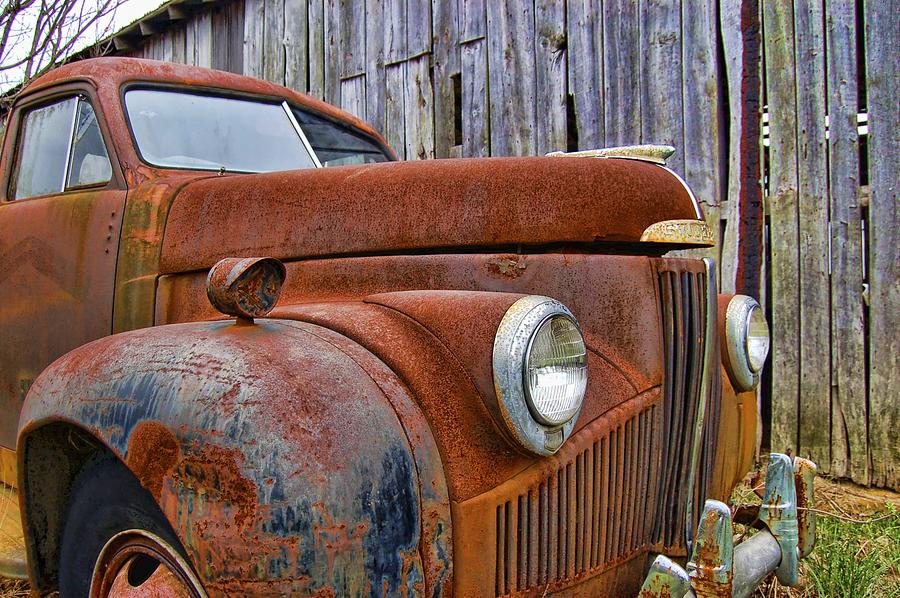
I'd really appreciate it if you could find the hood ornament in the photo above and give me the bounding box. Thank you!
[546,144,675,165]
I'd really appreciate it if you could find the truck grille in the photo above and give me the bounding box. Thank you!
[652,264,720,548]
[494,407,656,596]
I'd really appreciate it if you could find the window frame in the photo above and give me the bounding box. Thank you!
[3,83,122,203]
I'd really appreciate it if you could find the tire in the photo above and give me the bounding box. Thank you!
[58,455,187,598]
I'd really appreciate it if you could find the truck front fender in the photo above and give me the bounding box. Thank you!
[18,319,451,596]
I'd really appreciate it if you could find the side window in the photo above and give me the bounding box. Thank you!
[12,96,111,200]
[291,106,392,167]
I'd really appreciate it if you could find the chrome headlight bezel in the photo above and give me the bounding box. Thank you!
[724,295,770,391]
[493,296,587,456]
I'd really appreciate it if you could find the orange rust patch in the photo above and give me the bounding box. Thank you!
[171,442,258,529]
[486,255,527,278]
[126,421,180,500]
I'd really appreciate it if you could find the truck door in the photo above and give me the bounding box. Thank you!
[0,93,126,478]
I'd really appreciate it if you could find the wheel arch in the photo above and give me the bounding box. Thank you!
[17,319,452,596]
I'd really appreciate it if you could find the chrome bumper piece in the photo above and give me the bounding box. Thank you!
[640,453,817,598]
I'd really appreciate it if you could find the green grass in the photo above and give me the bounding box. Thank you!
[800,502,900,598]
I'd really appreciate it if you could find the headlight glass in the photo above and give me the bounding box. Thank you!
[746,304,770,373]
[525,315,588,426]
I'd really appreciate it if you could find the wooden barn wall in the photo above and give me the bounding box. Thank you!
[126,0,899,489]
[762,0,898,488]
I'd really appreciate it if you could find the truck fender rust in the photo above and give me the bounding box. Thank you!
[17,319,451,597]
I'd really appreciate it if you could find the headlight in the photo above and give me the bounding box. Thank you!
[493,296,588,455]
[724,295,770,391]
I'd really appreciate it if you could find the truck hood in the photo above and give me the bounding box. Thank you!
[159,156,703,274]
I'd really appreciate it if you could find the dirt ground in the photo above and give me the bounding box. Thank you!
[2,476,897,597]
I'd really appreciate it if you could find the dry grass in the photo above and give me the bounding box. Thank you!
[0,579,28,598]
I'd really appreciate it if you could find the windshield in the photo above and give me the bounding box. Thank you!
[124,89,317,172]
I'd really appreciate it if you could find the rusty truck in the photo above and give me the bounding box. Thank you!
[0,58,816,597]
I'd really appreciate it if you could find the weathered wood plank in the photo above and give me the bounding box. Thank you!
[566,0,603,149]
[384,62,407,157]
[195,10,213,67]
[339,0,366,78]
[461,38,489,157]
[822,0,865,481]
[185,19,197,65]
[404,54,435,160]
[365,0,386,133]
[639,0,684,174]
[460,0,485,42]
[762,0,800,455]
[487,0,536,156]
[534,0,567,154]
[263,0,285,84]
[407,0,432,58]
[340,74,367,120]
[323,0,340,104]
[170,25,186,64]
[283,0,307,92]
[864,0,900,489]
[602,0,641,147]
[243,0,265,78]
[792,0,832,470]
[433,0,460,157]
[718,0,743,294]
[681,0,722,266]
[210,3,229,70]
[384,0,407,64]
[308,0,325,99]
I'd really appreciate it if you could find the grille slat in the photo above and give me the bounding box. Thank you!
[493,409,655,595]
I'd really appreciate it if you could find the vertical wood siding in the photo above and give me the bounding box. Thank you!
[121,0,897,489]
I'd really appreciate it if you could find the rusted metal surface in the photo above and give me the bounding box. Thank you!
[19,319,450,596]
[159,156,700,274]
[205,257,286,320]
[758,453,800,587]
[793,457,817,559]
[686,500,733,597]
[638,555,690,598]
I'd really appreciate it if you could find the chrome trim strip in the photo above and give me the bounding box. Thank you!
[659,165,703,219]
[62,96,80,190]
[282,101,323,168]
[684,257,717,552]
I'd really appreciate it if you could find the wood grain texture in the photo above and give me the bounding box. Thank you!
[460,0,485,41]
[602,0,641,147]
[384,0,407,64]
[407,0,432,57]
[461,38,489,157]
[307,0,325,99]
[384,62,407,157]
[681,0,722,266]
[339,0,365,78]
[263,0,285,84]
[763,0,800,455]
[566,0,604,149]
[404,54,435,160]
[793,0,831,470]
[243,0,265,78]
[640,0,684,174]
[534,0,567,154]
[487,0,536,156]
[433,0,460,157]
[365,0,386,132]
[718,0,743,294]
[195,11,213,68]
[323,0,340,105]
[824,0,866,482]
[284,0,308,92]
[864,0,900,489]
[340,74,367,119]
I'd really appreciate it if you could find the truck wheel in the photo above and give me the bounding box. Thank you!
[58,456,205,598]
